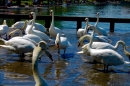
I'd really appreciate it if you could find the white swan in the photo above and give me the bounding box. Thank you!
[11,20,31,29]
[49,10,62,39]
[0,38,36,60]
[77,18,92,38]
[29,12,47,33]
[55,33,71,54]
[78,39,130,57]
[0,19,9,39]
[25,12,54,43]
[32,41,53,86]
[77,34,111,46]
[90,12,108,36]
[85,23,130,72]
[8,29,43,45]
[77,25,129,57]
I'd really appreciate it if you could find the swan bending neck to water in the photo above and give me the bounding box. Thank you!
[77,34,111,46]
[32,41,53,86]
[87,25,130,72]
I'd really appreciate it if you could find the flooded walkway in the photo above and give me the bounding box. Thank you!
[0,29,130,86]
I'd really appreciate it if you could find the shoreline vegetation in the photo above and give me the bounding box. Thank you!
[0,0,130,9]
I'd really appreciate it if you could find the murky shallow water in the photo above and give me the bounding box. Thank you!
[0,29,130,86]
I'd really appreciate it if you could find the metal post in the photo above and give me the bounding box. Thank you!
[110,21,114,32]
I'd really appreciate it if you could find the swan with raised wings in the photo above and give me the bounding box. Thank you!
[49,10,62,39]
[0,37,36,61]
[55,33,71,54]
[32,41,53,86]
[85,24,130,72]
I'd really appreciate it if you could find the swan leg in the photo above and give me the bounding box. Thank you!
[103,65,109,72]
[64,49,66,54]
[58,49,60,54]
[104,64,107,72]
[106,65,108,72]
[20,53,25,61]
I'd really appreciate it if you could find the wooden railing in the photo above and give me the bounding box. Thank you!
[0,14,130,32]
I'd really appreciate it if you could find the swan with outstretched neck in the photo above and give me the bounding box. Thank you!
[77,18,91,37]
[85,23,130,72]
[88,12,108,36]
[32,41,53,86]
[25,12,54,43]
[49,10,62,39]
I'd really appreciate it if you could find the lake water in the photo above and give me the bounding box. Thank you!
[0,4,130,86]
[3,4,130,33]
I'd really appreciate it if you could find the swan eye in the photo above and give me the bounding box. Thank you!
[29,14,33,19]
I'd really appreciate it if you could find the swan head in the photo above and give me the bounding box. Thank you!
[29,12,36,19]
[3,20,7,25]
[38,41,53,61]
[50,10,53,16]
[8,29,22,39]
[77,35,90,47]
[85,18,88,22]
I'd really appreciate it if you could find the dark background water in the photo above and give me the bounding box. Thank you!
[0,4,130,86]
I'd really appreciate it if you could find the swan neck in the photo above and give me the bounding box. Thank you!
[22,20,28,30]
[84,19,89,34]
[9,29,23,38]
[89,27,95,48]
[95,14,99,27]
[51,11,54,26]
[29,19,35,33]
[114,41,122,50]
[32,47,47,86]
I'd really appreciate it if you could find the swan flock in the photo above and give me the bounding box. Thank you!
[1,10,130,85]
